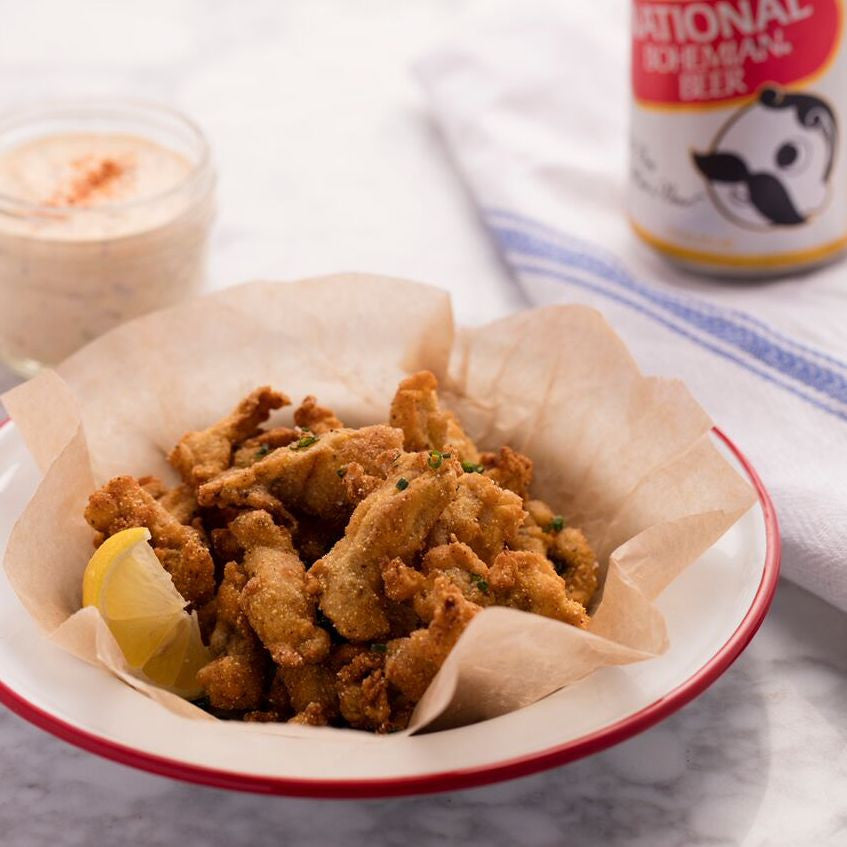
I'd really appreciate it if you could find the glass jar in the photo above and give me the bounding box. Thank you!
[0,99,215,376]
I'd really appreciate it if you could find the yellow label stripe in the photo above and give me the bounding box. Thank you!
[630,219,847,269]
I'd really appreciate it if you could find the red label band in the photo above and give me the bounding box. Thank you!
[632,0,840,105]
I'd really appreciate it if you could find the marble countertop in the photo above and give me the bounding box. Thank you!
[0,2,844,845]
[2,581,844,847]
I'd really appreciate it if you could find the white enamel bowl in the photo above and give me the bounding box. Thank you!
[0,422,779,797]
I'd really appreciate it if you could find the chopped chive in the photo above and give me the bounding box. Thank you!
[461,461,485,474]
[290,434,319,450]
[370,643,388,653]
[428,450,443,469]
[336,466,347,479]
[255,444,272,458]
[546,515,565,533]
[469,573,490,594]
[396,477,409,491]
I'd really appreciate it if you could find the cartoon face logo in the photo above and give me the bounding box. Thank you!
[693,87,837,230]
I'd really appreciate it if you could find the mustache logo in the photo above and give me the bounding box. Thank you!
[693,152,806,226]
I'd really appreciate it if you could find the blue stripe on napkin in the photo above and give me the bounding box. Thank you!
[484,208,847,423]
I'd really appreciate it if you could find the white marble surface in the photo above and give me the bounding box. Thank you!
[0,2,845,845]
[0,581,844,847]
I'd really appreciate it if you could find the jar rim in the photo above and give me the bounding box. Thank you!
[0,98,213,218]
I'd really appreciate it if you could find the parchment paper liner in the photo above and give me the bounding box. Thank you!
[2,275,755,735]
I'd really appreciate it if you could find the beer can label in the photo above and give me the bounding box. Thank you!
[629,0,846,272]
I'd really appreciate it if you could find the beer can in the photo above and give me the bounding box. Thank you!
[629,0,846,277]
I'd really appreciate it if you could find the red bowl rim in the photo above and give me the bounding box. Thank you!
[0,420,780,798]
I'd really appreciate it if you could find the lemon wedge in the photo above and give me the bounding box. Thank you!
[83,527,210,698]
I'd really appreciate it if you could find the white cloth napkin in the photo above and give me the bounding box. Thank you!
[417,1,847,612]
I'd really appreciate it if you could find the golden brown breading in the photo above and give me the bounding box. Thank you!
[526,499,555,528]
[84,370,603,733]
[293,395,344,433]
[389,370,480,462]
[198,655,265,712]
[229,510,330,667]
[512,522,547,555]
[488,550,589,628]
[169,386,289,485]
[511,503,598,607]
[381,543,492,623]
[138,476,200,526]
[310,452,459,641]
[427,472,526,565]
[513,500,556,556]
[340,461,385,502]
[419,542,492,614]
[421,541,489,578]
[289,702,332,726]
[233,427,300,468]
[380,557,426,603]
[278,664,339,721]
[549,527,599,608]
[244,710,283,722]
[366,563,424,635]
[196,563,268,711]
[138,475,168,499]
[158,484,199,525]
[197,425,404,523]
[138,476,197,524]
[385,576,481,702]
[336,651,391,732]
[84,475,215,606]
[480,446,534,500]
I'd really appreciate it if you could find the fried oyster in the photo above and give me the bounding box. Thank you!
[229,510,330,667]
[85,475,215,606]
[169,386,289,485]
[83,372,599,732]
[197,425,404,523]
[310,451,460,641]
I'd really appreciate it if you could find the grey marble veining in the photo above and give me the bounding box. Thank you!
[1,582,845,847]
[0,2,845,845]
